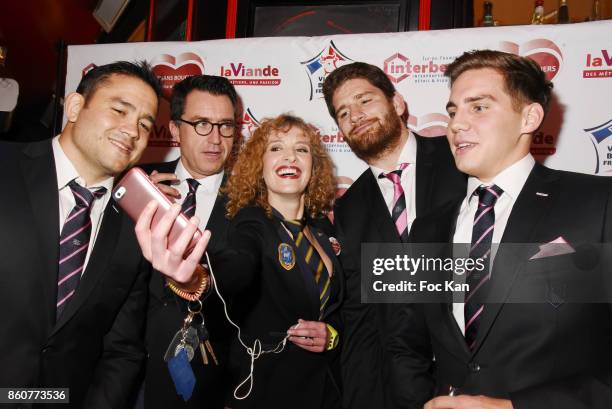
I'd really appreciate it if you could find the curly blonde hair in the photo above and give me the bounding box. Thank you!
[225,114,335,219]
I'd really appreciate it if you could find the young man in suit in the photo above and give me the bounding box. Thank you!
[140,75,239,409]
[391,50,612,409]
[0,61,160,408]
[321,62,466,409]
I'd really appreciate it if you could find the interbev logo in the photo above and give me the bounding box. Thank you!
[499,39,562,81]
[151,53,205,100]
[384,54,450,84]
[583,50,612,79]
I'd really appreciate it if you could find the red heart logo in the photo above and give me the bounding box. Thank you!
[151,53,205,100]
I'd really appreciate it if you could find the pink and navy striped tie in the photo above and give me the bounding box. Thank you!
[380,163,409,242]
[56,180,106,318]
[464,184,503,350]
[181,178,199,218]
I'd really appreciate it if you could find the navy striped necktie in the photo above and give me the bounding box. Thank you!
[56,180,106,318]
[181,178,200,218]
[379,163,409,242]
[275,210,331,317]
[464,184,503,350]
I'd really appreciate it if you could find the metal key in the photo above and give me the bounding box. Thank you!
[194,312,218,365]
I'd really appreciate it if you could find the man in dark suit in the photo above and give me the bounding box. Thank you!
[389,50,612,409]
[140,75,239,409]
[321,62,466,409]
[0,61,161,408]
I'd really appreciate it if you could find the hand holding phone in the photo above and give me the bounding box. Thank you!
[114,167,211,285]
[113,167,202,253]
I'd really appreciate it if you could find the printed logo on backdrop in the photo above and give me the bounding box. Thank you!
[239,108,261,142]
[317,126,351,154]
[219,62,281,86]
[584,119,612,174]
[530,130,556,156]
[498,39,562,81]
[583,50,612,79]
[301,41,353,100]
[151,53,205,100]
[384,53,453,84]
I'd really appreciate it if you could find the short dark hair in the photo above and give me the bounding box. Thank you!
[170,75,239,121]
[322,62,396,120]
[445,49,553,113]
[76,60,162,102]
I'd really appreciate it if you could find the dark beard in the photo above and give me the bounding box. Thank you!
[345,109,403,164]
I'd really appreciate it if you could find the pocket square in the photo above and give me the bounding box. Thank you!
[530,236,575,260]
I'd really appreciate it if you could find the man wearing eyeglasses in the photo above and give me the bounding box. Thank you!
[139,75,239,409]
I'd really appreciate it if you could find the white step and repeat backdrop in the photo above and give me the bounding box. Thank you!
[66,20,612,187]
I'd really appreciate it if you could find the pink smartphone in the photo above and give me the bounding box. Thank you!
[112,167,202,254]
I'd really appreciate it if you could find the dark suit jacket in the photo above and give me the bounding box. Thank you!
[333,134,465,409]
[0,139,150,409]
[140,159,233,409]
[389,163,612,408]
[211,206,344,409]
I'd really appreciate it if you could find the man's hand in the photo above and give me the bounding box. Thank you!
[150,170,181,200]
[424,395,513,409]
[287,319,329,353]
[135,200,210,286]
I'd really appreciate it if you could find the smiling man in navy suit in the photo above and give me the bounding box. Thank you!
[387,50,612,409]
[0,61,160,409]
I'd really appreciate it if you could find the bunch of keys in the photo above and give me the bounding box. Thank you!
[164,299,218,365]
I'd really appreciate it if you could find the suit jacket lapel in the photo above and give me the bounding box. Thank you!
[21,141,60,333]
[309,225,344,321]
[415,136,435,218]
[52,200,122,334]
[471,164,558,354]
[364,170,401,243]
[276,223,320,319]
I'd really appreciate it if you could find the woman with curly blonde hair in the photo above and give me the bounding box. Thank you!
[136,113,343,408]
[225,114,335,219]
[208,114,342,409]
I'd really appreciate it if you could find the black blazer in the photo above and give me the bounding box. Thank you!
[211,206,344,409]
[0,139,150,409]
[333,134,466,409]
[140,159,233,409]
[389,163,612,408]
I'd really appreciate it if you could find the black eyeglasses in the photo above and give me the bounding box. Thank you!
[176,118,236,138]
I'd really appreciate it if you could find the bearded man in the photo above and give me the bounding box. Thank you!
[322,62,466,409]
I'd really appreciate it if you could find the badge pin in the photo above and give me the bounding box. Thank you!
[278,243,296,271]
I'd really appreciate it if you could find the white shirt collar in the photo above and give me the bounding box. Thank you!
[52,136,114,192]
[466,154,536,202]
[370,131,417,176]
[175,158,224,192]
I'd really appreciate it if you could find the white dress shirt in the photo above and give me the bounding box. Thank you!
[452,154,535,333]
[175,159,224,231]
[52,136,114,275]
[370,132,418,234]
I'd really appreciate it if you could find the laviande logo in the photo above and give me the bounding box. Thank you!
[219,62,281,86]
[384,54,453,84]
[498,39,562,81]
[584,119,612,174]
[151,53,205,100]
[301,41,353,100]
[583,50,612,79]
[239,108,261,141]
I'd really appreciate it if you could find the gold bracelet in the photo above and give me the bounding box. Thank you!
[166,264,209,301]
[326,324,339,351]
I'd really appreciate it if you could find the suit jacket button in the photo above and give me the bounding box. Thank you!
[469,362,481,372]
[41,347,49,354]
